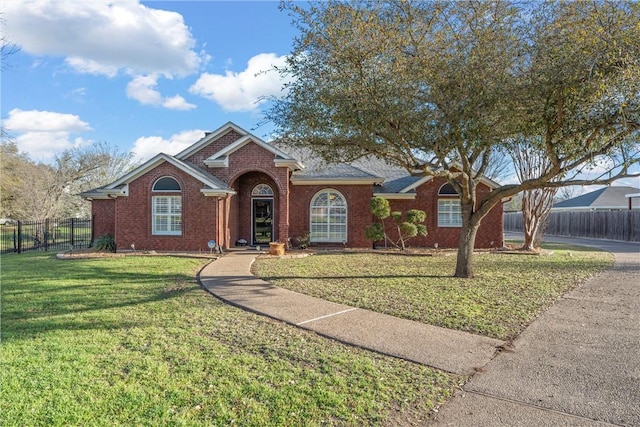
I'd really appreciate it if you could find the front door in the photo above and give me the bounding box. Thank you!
[252,199,273,245]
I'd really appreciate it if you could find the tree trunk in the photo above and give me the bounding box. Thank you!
[521,187,556,251]
[454,197,480,278]
[522,216,540,251]
[455,203,480,278]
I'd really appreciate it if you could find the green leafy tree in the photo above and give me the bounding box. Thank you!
[365,197,427,250]
[269,0,640,277]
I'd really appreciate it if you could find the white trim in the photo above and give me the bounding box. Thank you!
[152,176,181,192]
[99,153,234,197]
[372,192,416,200]
[274,158,304,170]
[203,134,304,171]
[175,122,248,160]
[201,188,236,197]
[152,195,182,235]
[291,177,381,185]
[205,157,228,168]
[252,183,275,196]
[437,198,463,228]
[309,189,348,243]
[399,174,498,194]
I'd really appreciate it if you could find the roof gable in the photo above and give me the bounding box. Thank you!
[175,122,248,160]
[204,134,304,170]
[81,153,235,199]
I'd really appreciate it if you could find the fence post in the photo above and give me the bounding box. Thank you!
[91,214,95,246]
[44,218,49,251]
[71,218,75,247]
[17,220,22,254]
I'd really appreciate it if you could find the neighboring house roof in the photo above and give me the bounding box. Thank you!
[552,186,640,211]
[80,153,235,200]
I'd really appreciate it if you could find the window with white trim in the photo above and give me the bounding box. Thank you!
[310,189,347,242]
[437,183,462,227]
[251,183,274,196]
[152,177,182,235]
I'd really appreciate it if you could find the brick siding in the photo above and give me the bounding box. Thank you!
[90,127,503,251]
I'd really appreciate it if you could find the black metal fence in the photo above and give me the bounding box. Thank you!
[0,218,93,254]
[504,210,640,242]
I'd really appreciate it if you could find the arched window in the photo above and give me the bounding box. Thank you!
[152,176,181,235]
[251,183,274,196]
[153,176,181,192]
[437,183,462,227]
[310,189,347,242]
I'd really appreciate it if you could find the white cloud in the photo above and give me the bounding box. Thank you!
[190,53,289,112]
[162,95,196,111]
[126,74,196,110]
[132,129,206,161]
[3,0,203,77]
[4,109,93,161]
[5,108,92,133]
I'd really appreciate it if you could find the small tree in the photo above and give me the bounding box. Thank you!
[508,136,559,250]
[365,197,427,250]
[364,196,390,245]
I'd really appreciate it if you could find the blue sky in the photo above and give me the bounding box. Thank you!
[2,0,638,192]
[2,0,297,162]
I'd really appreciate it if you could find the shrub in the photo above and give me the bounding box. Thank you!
[94,234,116,252]
[296,231,311,249]
[365,197,427,250]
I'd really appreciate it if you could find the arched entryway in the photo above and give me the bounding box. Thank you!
[230,171,281,247]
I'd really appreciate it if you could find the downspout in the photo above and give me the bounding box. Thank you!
[225,193,232,250]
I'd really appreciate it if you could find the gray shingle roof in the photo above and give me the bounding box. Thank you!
[553,186,640,209]
[377,175,422,193]
[271,142,411,182]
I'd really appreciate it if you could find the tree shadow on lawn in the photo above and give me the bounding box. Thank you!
[1,256,204,342]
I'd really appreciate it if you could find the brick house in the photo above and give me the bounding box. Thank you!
[82,122,504,251]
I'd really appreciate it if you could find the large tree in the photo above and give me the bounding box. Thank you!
[268,0,640,277]
[0,141,138,221]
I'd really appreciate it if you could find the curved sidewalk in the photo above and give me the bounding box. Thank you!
[198,251,504,376]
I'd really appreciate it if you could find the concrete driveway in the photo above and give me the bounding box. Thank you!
[429,235,640,426]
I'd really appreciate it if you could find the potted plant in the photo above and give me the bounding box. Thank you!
[269,241,285,256]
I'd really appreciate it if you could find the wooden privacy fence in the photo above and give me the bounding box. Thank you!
[0,218,93,254]
[504,210,640,242]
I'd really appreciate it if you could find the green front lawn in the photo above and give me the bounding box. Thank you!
[253,244,613,340]
[1,252,457,426]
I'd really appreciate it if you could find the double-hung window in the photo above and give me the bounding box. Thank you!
[152,177,182,235]
[437,183,462,227]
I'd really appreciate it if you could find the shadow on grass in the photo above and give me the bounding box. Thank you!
[0,253,204,342]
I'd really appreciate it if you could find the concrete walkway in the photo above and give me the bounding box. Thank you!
[430,235,640,426]
[198,236,639,425]
[198,251,504,376]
